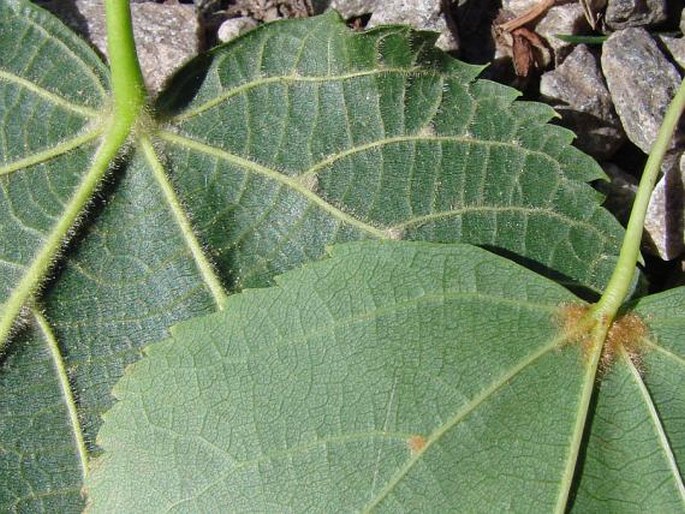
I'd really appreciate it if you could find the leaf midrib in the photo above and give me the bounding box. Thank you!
[159,130,614,246]
[203,288,564,367]
[170,68,430,122]
[624,350,685,502]
[361,336,565,512]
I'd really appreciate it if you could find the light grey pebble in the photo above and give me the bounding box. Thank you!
[217,17,259,43]
[540,45,624,159]
[367,0,458,52]
[604,0,668,29]
[601,27,682,154]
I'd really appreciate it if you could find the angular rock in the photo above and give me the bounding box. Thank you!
[643,153,685,260]
[317,0,375,17]
[604,0,668,29]
[535,2,591,64]
[601,28,683,154]
[659,36,685,71]
[367,0,458,52]
[540,45,624,159]
[217,16,259,43]
[38,0,199,94]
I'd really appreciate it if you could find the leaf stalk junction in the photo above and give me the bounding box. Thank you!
[0,0,148,351]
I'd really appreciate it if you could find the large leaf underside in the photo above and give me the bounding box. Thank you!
[0,2,635,511]
[86,242,684,512]
[156,11,624,294]
[0,2,219,510]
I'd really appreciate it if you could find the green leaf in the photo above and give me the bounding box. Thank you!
[0,2,633,510]
[85,242,684,511]
[569,288,685,512]
[0,2,219,509]
[155,11,623,293]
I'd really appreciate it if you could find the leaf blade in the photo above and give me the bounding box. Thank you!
[157,11,625,294]
[87,241,596,512]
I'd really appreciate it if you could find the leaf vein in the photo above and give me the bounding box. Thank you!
[33,308,89,481]
[0,70,99,118]
[221,291,557,366]
[624,352,685,503]
[159,130,389,239]
[0,128,102,177]
[363,337,561,512]
[18,5,108,98]
[170,68,424,123]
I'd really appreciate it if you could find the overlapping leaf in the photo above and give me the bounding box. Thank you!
[85,242,684,512]
[0,1,643,511]
[155,11,624,293]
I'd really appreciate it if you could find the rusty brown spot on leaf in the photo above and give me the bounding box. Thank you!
[407,435,427,455]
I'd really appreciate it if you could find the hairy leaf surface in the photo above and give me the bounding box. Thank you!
[156,13,623,293]
[86,243,684,512]
[0,1,639,510]
[569,288,685,512]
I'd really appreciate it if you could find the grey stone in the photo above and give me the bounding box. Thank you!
[38,0,199,94]
[540,45,624,159]
[598,157,684,260]
[601,28,683,154]
[367,0,458,52]
[644,153,685,259]
[217,17,259,43]
[314,0,458,52]
[501,0,564,13]
[597,162,638,226]
[321,0,375,17]
[500,0,578,18]
[604,0,668,29]
[535,2,590,65]
[659,36,685,71]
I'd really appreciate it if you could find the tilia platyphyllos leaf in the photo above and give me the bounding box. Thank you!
[2,0,681,512]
